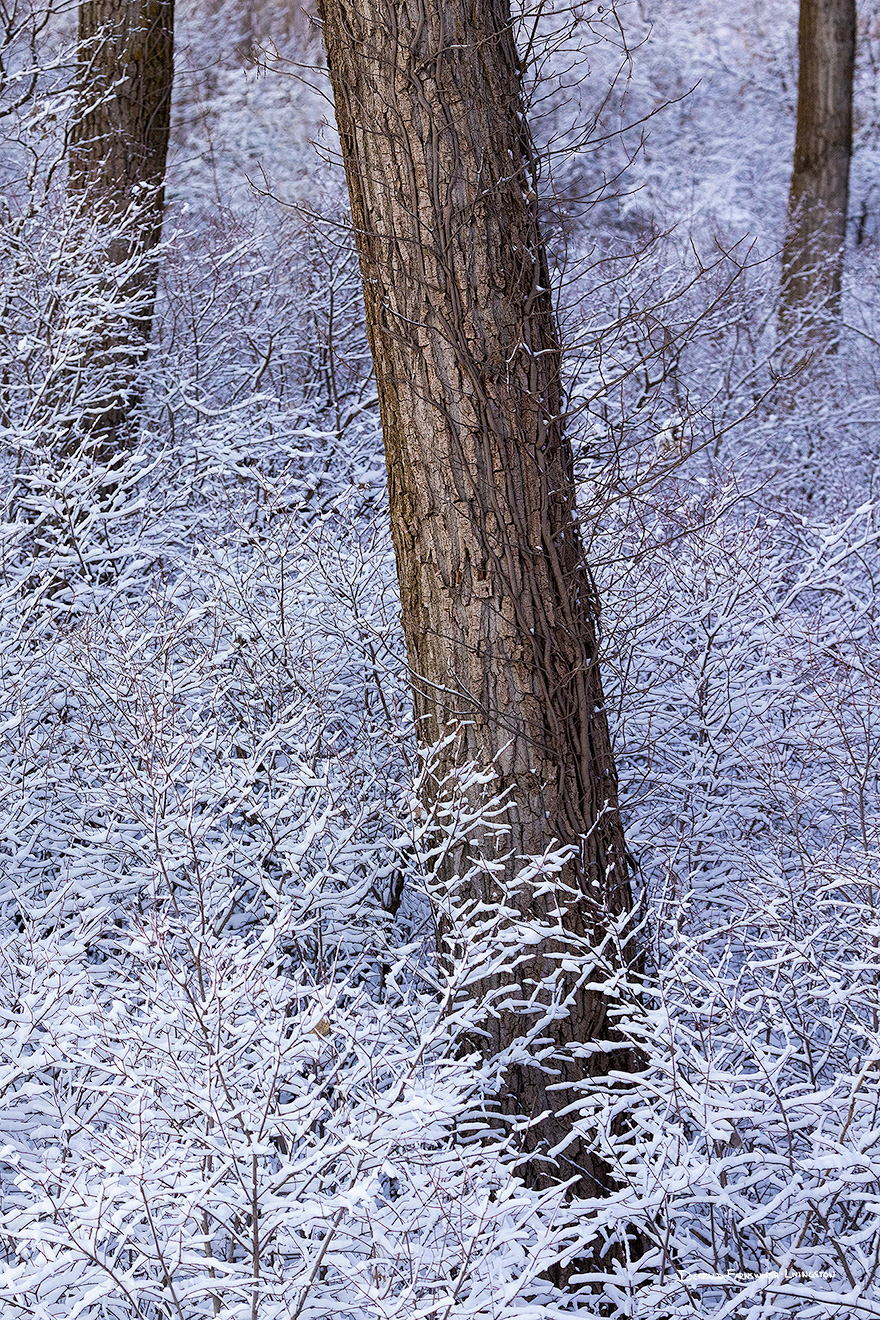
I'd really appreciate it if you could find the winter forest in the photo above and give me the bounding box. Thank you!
[1,0,880,1315]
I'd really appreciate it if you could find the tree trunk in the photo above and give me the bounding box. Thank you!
[780,0,855,354]
[318,0,637,1200]
[68,0,174,459]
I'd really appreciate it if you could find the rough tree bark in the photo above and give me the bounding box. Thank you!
[68,0,174,457]
[318,0,637,1200]
[780,0,855,353]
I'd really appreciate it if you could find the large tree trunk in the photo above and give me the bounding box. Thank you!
[68,0,174,459]
[318,0,637,1200]
[780,0,855,354]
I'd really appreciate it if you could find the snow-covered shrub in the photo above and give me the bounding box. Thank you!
[1,1,880,1317]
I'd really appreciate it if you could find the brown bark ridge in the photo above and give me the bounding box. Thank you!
[780,0,855,355]
[68,1,174,460]
[318,0,638,1202]
[69,0,174,254]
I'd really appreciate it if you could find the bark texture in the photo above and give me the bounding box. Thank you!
[68,0,174,458]
[70,0,174,256]
[318,0,636,1198]
[780,0,855,350]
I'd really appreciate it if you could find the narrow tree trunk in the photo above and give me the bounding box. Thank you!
[68,0,174,458]
[318,0,637,1200]
[780,0,855,354]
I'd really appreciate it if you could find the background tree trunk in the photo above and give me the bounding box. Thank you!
[68,0,174,459]
[318,0,637,1201]
[779,0,855,354]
